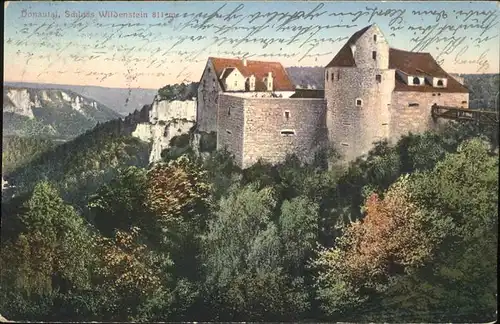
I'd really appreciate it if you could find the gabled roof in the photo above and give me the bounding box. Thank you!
[389,48,468,93]
[324,25,468,93]
[209,57,296,92]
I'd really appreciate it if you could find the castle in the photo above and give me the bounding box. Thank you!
[196,24,469,168]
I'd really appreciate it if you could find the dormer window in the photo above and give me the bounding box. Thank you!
[437,80,443,86]
[413,77,421,85]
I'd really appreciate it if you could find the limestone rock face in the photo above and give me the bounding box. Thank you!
[131,95,197,164]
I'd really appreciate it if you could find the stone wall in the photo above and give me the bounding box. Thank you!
[217,94,246,167]
[325,67,395,161]
[389,91,469,142]
[197,60,220,132]
[241,97,327,169]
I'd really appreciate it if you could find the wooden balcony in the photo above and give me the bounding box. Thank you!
[431,104,499,125]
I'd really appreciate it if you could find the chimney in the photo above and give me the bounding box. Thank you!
[267,72,273,91]
[242,58,247,66]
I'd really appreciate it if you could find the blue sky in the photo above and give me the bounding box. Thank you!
[4,1,499,88]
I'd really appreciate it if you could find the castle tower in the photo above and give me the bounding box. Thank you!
[324,24,395,161]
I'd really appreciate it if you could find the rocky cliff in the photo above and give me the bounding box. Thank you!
[3,87,121,139]
[131,95,196,163]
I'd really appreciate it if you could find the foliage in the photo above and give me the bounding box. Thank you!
[93,227,174,321]
[311,138,498,322]
[199,131,217,152]
[376,138,498,322]
[202,185,311,321]
[0,182,95,319]
[2,136,56,176]
[158,82,199,101]
[2,112,57,138]
[146,156,212,230]
[88,166,149,237]
[463,73,499,110]
[3,118,151,210]
[1,107,498,322]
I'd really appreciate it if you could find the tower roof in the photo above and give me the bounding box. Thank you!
[325,25,372,68]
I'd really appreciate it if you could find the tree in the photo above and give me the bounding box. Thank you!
[202,185,310,321]
[376,138,498,322]
[311,176,450,318]
[93,227,174,321]
[88,166,149,237]
[0,181,95,319]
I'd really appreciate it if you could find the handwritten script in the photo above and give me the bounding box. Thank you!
[5,2,499,86]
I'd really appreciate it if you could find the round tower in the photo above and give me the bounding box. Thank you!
[325,24,394,161]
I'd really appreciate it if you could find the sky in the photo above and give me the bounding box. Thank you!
[4,1,499,89]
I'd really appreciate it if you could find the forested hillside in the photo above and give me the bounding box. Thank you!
[1,118,497,322]
[2,118,151,210]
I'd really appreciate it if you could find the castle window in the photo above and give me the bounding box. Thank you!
[280,129,295,136]
[356,98,363,106]
[343,122,351,126]
[376,74,382,83]
[461,100,467,104]
[326,71,329,81]
[438,93,441,96]
[331,72,334,81]
[372,51,377,60]
[382,123,388,126]
[432,93,436,96]
[413,77,421,85]
[284,111,290,120]
[437,79,444,86]
[341,143,349,146]
[408,103,419,107]
[337,72,340,80]
[226,129,232,134]
[234,81,238,87]
[228,107,231,116]
[373,35,377,42]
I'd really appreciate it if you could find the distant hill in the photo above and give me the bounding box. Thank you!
[462,74,499,111]
[286,66,324,90]
[3,87,122,139]
[4,82,158,116]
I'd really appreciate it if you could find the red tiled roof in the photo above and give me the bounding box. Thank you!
[209,57,296,92]
[324,25,468,93]
[389,48,468,93]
